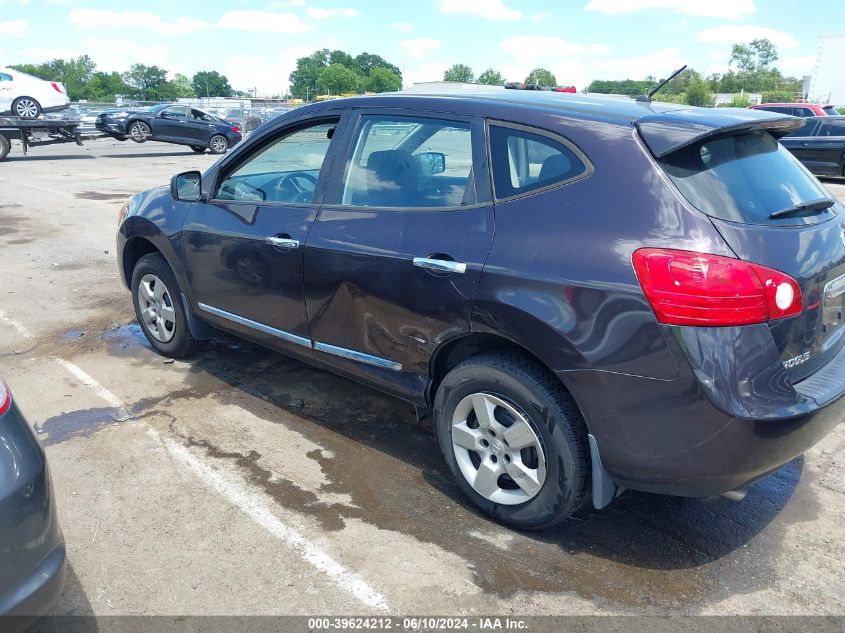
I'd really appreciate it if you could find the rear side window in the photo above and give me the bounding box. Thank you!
[489,124,590,200]
[793,107,816,117]
[820,121,845,137]
[660,130,835,225]
[823,106,840,116]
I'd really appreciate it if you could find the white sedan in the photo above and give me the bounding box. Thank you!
[0,67,70,118]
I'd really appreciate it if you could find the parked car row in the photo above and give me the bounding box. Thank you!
[781,116,845,178]
[118,90,845,530]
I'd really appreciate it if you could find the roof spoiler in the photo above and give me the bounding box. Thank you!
[635,109,805,159]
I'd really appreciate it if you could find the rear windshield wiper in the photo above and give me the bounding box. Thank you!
[769,197,836,219]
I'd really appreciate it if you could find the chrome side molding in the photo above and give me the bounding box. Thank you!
[313,342,402,371]
[197,303,311,348]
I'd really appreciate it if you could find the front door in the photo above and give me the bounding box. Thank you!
[304,111,494,401]
[181,115,346,357]
[0,72,13,112]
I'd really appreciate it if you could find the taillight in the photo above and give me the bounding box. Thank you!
[632,248,803,326]
[0,378,10,416]
[230,126,241,133]
[51,82,65,94]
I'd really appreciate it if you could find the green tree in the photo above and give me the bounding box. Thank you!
[289,49,331,99]
[169,73,196,98]
[365,67,402,93]
[191,70,232,97]
[89,71,129,101]
[351,53,401,78]
[443,64,474,83]
[730,38,778,74]
[122,64,171,100]
[683,79,713,107]
[525,68,556,87]
[478,68,504,86]
[317,63,361,94]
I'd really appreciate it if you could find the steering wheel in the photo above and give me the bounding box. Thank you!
[276,172,318,202]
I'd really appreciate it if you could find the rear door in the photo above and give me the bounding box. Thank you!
[181,114,348,358]
[303,110,493,401]
[658,129,845,383]
[153,105,192,141]
[812,120,845,176]
[780,118,821,169]
[0,72,12,112]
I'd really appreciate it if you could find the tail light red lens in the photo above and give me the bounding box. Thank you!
[632,248,803,326]
[0,378,10,416]
[230,126,241,133]
[51,82,65,94]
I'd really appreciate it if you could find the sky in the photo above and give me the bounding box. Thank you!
[0,0,840,96]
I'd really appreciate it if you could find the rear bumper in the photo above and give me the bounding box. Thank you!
[565,323,845,497]
[0,545,66,618]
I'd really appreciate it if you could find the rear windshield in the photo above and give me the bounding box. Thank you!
[659,130,835,225]
[824,106,840,116]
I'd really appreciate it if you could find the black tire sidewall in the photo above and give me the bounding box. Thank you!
[434,359,588,529]
[131,254,193,357]
[0,135,10,161]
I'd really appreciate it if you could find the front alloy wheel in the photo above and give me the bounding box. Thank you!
[136,273,176,343]
[13,98,40,119]
[129,121,150,142]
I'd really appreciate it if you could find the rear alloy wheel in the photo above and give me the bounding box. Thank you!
[128,121,150,143]
[209,134,229,154]
[190,145,206,153]
[12,97,40,119]
[131,253,205,358]
[434,353,591,530]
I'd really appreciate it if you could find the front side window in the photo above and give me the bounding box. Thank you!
[820,121,845,137]
[0,73,11,82]
[341,116,476,208]
[489,124,590,200]
[162,106,189,119]
[784,119,818,137]
[215,120,337,204]
[759,106,790,115]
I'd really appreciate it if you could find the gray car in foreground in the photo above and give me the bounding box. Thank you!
[0,376,65,624]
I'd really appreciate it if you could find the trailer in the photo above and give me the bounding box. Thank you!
[0,116,85,161]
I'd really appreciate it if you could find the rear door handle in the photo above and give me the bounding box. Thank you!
[266,236,300,249]
[413,257,467,274]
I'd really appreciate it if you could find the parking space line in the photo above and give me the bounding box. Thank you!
[0,310,33,339]
[0,178,115,207]
[52,356,390,612]
[155,431,390,612]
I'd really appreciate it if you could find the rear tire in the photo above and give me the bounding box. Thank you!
[190,145,206,153]
[131,253,205,358]
[0,135,10,161]
[11,97,41,119]
[208,134,229,154]
[434,352,591,530]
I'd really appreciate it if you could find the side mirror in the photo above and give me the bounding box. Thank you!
[171,171,202,201]
[416,151,446,176]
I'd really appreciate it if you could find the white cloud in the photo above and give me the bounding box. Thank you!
[0,19,27,37]
[400,37,441,60]
[222,46,313,95]
[778,55,816,78]
[500,36,587,60]
[586,0,756,19]
[530,12,552,21]
[391,21,414,32]
[218,10,311,33]
[69,9,206,36]
[305,7,358,19]
[437,0,522,21]
[402,60,452,88]
[697,25,799,49]
[82,38,172,72]
[592,48,687,79]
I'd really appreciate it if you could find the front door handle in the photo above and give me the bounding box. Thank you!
[266,235,300,249]
[413,257,467,274]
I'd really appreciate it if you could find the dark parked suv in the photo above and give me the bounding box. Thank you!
[116,91,845,529]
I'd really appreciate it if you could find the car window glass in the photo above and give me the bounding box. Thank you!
[820,121,845,136]
[0,73,11,81]
[215,120,337,204]
[341,115,476,209]
[163,106,189,119]
[192,109,215,122]
[760,106,790,115]
[489,125,589,200]
[793,108,815,117]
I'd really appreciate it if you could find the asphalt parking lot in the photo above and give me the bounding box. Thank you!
[0,138,844,617]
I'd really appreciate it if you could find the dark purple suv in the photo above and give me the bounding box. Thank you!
[116,91,845,529]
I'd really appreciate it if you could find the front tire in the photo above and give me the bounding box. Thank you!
[0,135,10,161]
[208,134,229,154]
[190,145,206,153]
[128,120,150,143]
[434,353,590,530]
[131,253,205,358]
[12,97,41,119]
